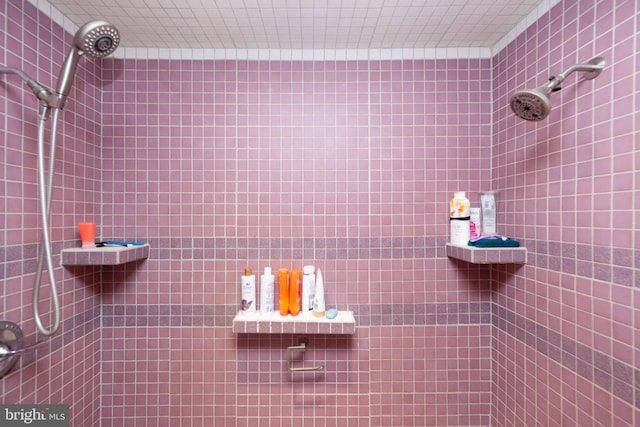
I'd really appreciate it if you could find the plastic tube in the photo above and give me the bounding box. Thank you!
[312,268,325,317]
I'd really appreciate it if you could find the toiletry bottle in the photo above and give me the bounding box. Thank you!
[260,267,275,314]
[470,207,481,238]
[450,191,470,245]
[302,265,316,314]
[241,267,256,314]
[312,268,325,317]
[278,268,289,316]
[289,269,301,316]
[480,191,496,234]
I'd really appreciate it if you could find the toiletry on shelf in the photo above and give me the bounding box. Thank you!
[302,265,316,314]
[312,268,325,317]
[289,269,301,316]
[450,191,470,246]
[480,191,496,235]
[278,268,289,316]
[325,308,338,319]
[470,207,481,238]
[260,267,275,314]
[241,267,256,314]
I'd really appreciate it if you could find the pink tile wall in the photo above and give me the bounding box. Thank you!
[491,0,640,425]
[8,0,638,426]
[1,1,104,426]
[99,56,494,425]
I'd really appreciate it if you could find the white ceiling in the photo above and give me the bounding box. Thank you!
[45,0,550,52]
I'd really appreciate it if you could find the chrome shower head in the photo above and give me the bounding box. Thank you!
[510,86,552,121]
[0,20,121,110]
[54,20,120,108]
[74,20,120,57]
[510,56,605,121]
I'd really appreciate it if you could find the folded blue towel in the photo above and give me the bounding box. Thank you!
[468,235,520,247]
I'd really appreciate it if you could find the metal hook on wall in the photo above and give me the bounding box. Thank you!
[287,336,324,372]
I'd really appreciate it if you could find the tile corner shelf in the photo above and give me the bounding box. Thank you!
[61,244,150,266]
[446,243,527,264]
[232,310,356,335]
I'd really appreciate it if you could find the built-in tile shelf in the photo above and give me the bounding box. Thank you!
[61,244,150,266]
[232,310,356,334]
[446,243,527,264]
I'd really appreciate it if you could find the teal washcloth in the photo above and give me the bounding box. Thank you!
[468,235,520,248]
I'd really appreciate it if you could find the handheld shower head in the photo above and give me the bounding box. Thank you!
[54,20,120,108]
[0,20,120,111]
[510,56,605,121]
[74,20,120,58]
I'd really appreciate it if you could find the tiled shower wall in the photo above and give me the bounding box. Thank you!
[98,56,493,426]
[2,1,640,427]
[491,0,640,426]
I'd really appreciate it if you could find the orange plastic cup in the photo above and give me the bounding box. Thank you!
[78,222,96,248]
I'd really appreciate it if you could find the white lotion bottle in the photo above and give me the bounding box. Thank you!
[260,267,275,314]
[312,268,325,318]
[241,267,256,314]
[302,265,316,314]
[450,191,471,245]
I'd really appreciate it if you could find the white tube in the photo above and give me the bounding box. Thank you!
[312,269,325,317]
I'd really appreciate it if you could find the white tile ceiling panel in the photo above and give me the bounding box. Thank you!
[45,0,550,51]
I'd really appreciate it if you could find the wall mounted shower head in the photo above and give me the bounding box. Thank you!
[510,86,553,121]
[55,20,120,108]
[510,56,605,121]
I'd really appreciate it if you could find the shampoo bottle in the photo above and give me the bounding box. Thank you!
[240,267,256,314]
[312,268,325,317]
[260,267,274,314]
[302,265,316,314]
[278,268,289,316]
[289,269,301,316]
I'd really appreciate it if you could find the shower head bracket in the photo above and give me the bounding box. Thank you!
[582,56,606,80]
[556,56,605,83]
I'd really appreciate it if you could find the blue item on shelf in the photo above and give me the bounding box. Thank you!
[468,235,520,247]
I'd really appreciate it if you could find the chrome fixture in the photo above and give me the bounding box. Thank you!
[0,322,23,378]
[55,20,120,110]
[0,322,52,378]
[287,336,325,372]
[510,56,605,121]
